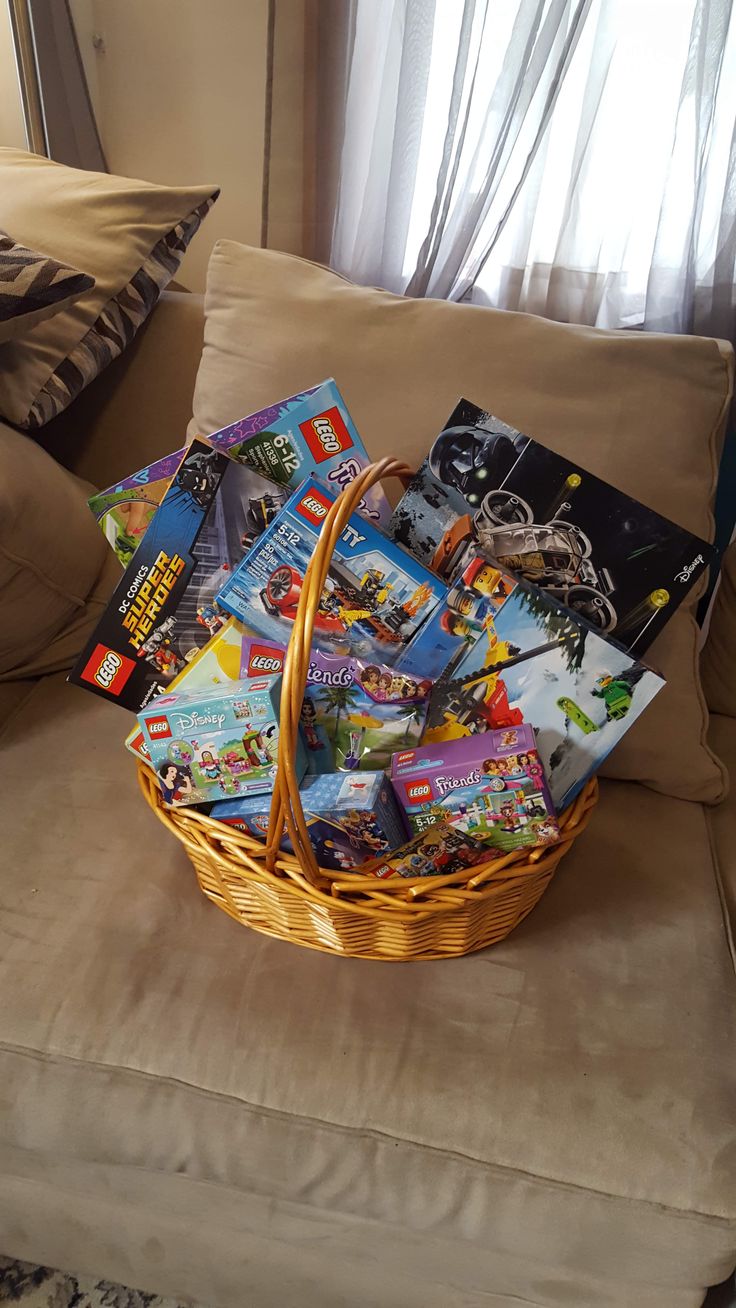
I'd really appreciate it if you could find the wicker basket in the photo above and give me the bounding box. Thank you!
[139,457,598,961]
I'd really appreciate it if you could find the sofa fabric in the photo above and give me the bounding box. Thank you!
[703,541,736,718]
[0,149,218,429]
[0,232,94,343]
[0,422,112,679]
[1,674,735,1307]
[189,241,733,805]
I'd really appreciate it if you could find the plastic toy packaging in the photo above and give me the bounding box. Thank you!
[361,820,489,880]
[137,676,306,806]
[301,650,432,774]
[211,771,409,872]
[391,725,559,853]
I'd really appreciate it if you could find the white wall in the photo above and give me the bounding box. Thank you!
[71,0,270,291]
[0,4,27,148]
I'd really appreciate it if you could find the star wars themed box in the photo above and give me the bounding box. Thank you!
[89,379,390,563]
[424,553,665,812]
[211,770,409,872]
[216,476,446,658]
[389,399,715,655]
[70,440,289,714]
[360,820,490,880]
[137,677,304,807]
[391,726,559,853]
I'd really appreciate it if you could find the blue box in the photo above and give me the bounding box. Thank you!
[211,771,409,872]
[216,476,446,657]
[138,676,305,806]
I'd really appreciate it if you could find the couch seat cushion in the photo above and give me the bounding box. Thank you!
[1,676,735,1305]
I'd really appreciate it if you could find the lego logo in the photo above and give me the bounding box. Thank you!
[406,780,432,802]
[296,486,333,526]
[299,406,353,463]
[80,643,136,697]
[248,643,284,676]
[146,716,172,739]
[397,751,415,763]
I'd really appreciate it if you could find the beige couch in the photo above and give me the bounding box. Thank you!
[1,287,735,1308]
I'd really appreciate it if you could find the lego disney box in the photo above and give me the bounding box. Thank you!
[89,379,390,563]
[422,551,665,812]
[391,726,559,853]
[216,476,446,658]
[389,399,715,655]
[70,440,290,713]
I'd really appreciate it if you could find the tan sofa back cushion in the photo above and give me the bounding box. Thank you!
[190,241,734,804]
[702,541,736,717]
[0,422,117,679]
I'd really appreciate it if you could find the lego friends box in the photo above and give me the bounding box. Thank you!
[216,477,446,659]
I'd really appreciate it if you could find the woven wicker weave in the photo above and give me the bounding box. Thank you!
[139,457,598,961]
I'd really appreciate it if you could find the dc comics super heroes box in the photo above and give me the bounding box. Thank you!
[70,440,289,713]
[216,476,446,658]
[89,379,390,564]
[389,398,716,655]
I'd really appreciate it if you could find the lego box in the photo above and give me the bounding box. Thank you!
[138,677,303,806]
[391,726,559,853]
[70,440,289,713]
[216,476,446,658]
[360,820,489,880]
[390,399,715,655]
[423,552,665,812]
[89,379,390,563]
[211,770,409,872]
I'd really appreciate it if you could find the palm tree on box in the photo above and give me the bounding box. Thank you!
[318,685,360,734]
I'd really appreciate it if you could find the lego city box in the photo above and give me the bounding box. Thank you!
[138,677,304,807]
[216,476,446,658]
[70,440,289,713]
[89,379,390,564]
[423,550,665,812]
[391,726,559,853]
[211,770,409,872]
[389,399,716,656]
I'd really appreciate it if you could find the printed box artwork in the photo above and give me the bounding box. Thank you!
[423,553,665,812]
[211,771,409,872]
[124,617,248,762]
[301,649,431,774]
[391,726,559,853]
[396,553,515,682]
[138,678,302,806]
[389,399,715,655]
[89,379,390,563]
[216,476,446,658]
[70,440,289,713]
[361,820,490,880]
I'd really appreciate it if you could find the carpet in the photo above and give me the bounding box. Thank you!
[0,1258,199,1308]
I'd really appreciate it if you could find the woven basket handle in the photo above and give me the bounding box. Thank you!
[266,458,414,888]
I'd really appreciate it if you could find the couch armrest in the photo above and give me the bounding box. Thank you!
[35,289,205,490]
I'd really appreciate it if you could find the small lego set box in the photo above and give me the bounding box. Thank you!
[301,649,431,773]
[361,820,489,880]
[90,380,390,564]
[396,553,515,682]
[138,677,302,806]
[423,554,664,812]
[391,726,559,852]
[211,770,409,872]
[70,440,289,713]
[390,399,715,655]
[216,476,446,658]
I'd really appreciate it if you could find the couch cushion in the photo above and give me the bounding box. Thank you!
[0,422,116,679]
[189,241,733,805]
[1,675,734,1307]
[703,541,736,717]
[0,148,217,429]
[0,232,94,343]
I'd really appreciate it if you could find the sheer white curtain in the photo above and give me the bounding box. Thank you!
[330,0,736,339]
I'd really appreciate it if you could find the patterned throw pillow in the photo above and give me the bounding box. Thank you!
[0,233,94,344]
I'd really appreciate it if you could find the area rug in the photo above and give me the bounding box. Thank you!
[0,1258,200,1308]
